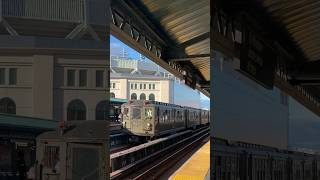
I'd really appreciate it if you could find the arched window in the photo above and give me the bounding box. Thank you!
[110,92,115,98]
[67,99,86,121]
[0,98,16,114]
[148,93,155,101]
[131,93,137,100]
[140,93,146,100]
[96,100,107,120]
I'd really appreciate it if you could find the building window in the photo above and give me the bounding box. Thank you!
[79,70,87,87]
[149,94,155,101]
[152,84,155,89]
[0,97,16,114]
[96,100,107,120]
[9,68,17,85]
[0,68,5,85]
[140,93,146,100]
[130,83,133,89]
[113,83,116,89]
[67,99,86,121]
[140,84,142,89]
[96,70,104,87]
[134,84,137,89]
[67,69,76,87]
[143,84,146,89]
[131,93,137,100]
[110,92,115,98]
[149,84,151,89]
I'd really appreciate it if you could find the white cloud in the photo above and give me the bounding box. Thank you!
[110,42,123,56]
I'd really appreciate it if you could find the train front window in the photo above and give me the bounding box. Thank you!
[123,108,129,115]
[132,108,141,119]
[145,108,153,119]
[42,145,60,170]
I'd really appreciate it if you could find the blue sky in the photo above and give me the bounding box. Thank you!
[110,35,210,109]
[110,36,141,59]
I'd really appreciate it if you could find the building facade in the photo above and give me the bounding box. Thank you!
[110,57,203,110]
[0,55,108,121]
[111,75,174,103]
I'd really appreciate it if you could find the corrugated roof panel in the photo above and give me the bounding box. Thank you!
[191,58,210,81]
[0,113,57,130]
[140,0,210,83]
[263,0,320,61]
[141,0,209,44]
[186,38,210,55]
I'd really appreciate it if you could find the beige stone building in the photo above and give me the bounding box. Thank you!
[0,54,108,121]
[110,58,181,104]
[111,74,174,103]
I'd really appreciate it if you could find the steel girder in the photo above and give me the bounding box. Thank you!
[111,0,210,96]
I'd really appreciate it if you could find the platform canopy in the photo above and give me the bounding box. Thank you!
[111,0,210,96]
[212,0,320,116]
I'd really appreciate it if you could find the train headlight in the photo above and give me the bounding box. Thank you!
[146,123,152,130]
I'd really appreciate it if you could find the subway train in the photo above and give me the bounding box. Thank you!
[120,100,209,140]
[212,137,320,180]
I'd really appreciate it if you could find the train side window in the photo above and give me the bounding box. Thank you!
[172,109,175,122]
[176,111,180,121]
[165,110,168,123]
[161,110,165,123]
[156,107,159,124]
[123,108,129,115]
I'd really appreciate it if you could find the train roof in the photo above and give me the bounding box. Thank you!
[37,120,108,143]
[123,100,145,106]
[122,100,209,111]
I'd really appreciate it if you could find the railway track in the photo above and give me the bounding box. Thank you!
[110,127,209,180]
[111,145,130,154]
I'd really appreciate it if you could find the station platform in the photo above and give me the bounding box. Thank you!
[170,140,210,180]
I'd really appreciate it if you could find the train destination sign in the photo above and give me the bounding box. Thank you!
[184,69,196,89]
[236,28,276,89]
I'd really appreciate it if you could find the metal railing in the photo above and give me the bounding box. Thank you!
[1,0,84,22]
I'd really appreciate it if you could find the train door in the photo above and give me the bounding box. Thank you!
[37,142,65,180]
[121,105,131,130]
[66,143,106,180]
[185,109,189,128]
[172,109,176,129]
[155,106,159,134]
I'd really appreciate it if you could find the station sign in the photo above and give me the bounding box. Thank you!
[236,25,276,89]
[235,12,277,89]
[184,70,196,89]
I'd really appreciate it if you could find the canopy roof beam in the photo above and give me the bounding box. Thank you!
[111,0,209,95]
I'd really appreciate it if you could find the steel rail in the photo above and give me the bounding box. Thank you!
[110,127,209,180]
[132,132,209,180]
